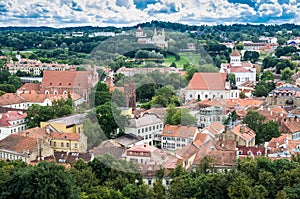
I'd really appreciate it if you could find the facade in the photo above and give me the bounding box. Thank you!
[183,72,239,102]
[124,113,164,146]
[281,117,300,140]
[196,106,225,128]
[220,49,256,86]
[161,125,199,150]
[0,111,27,140]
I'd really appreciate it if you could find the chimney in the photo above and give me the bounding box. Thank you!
[240,125,245,133]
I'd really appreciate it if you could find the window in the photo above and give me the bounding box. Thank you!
[59,83,62,85]
[166,179,170,186]
[54,142,56,147]
[149,127,151,131]
[61,142,64,147]
[148,179,152,185]
[142,128,144,133]
[257,152,261,156]
[74,143,78,148]
[66,143,69,148]
[50,82,52,85]
[153,126,155,130]
[138,129,140,134]
[145,127,148,132]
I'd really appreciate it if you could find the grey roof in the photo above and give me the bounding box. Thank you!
[114,133,143,147]
[126,113,163,128]
[47,114,87,127]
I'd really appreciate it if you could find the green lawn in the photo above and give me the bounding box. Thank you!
[162,52,200,68]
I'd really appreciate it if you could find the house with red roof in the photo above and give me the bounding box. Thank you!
[0,111,27,140]
[0,134,53,163]
[220,49,257,86]
[183,72,240,102]
[223,123,256,147]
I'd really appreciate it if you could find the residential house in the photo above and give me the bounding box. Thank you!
[220,49,256,86]
[161,125,199,150]
[200,121,225,140]
[41,151,94,166]
[0,111,27,140]
[124,113,164,146]
[183,72,239,102]
[196,106,225,128]
[0,134,53,163]
[223,124,256,147]
[0,93,27,109]
[281,117,300,140]
[90,140,124,159]
[267,86,300,107]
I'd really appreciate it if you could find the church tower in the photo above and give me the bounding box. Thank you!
[230,48,241,66]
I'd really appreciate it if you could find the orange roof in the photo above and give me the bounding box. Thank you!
[18,127,51,140]
[193,133,209,148]
[199,98,264,109]
[20,93,49,103]
[0,134,38,153]
[231,49,240,56]
[176,144,198,160]
[50,132,80,141]
[268,135,287,149]
[17,83,40,93]
[0,93,25,106]
[41,71,89,88]
[281,118,300,134]
[231,124,256,141]
[161,125,198,138]
[185,73,227,90]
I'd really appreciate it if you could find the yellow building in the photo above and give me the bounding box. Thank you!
[40,114,85,134]
[49,131,87,153]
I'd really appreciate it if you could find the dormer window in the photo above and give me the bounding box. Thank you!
[50,82,52,85]
[59,83,62,85]
[69,83,71,86]
[257,151,262,156]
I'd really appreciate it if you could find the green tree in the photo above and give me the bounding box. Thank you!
[280,67,294,81]
[242,110,265,134]
[4,161,79,199]
[244,51,259,63]
[261,70,274,81]
[228,175,252,199]
[257,121,281,144]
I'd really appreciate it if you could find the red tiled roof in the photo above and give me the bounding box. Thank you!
[231,124,256,141]
[231,49,241,56]
[185,73,227,90]
[162,125,198,138]
[193,133,209,148]
[17,83,40,93]
[268,134,287,149]
[41,71,89,88]
[176,144,198,160]
[0,93,25,106]
[18,127,51,140]
[0,111,27,127]
[0,134,38,153]
[281,117,300,134]
[238,146,266,156]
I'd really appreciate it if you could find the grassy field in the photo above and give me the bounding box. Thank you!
[163,52,201,68]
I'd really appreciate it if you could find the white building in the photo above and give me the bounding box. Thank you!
[220,49,256,86]
[161,125,199,150]
[124,113,164,146]
[183,72,240,102]
[0,111,27,140]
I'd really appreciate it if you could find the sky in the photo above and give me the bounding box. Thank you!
[0,0,299,27]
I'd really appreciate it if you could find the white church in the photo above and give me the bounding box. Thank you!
[220,49,256,86]
[183,72,240,103]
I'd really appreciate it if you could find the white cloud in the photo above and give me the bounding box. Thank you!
[0,0,298,27]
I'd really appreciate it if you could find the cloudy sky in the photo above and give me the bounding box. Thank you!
[0,0,299,27]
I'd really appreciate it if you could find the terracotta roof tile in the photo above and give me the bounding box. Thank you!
[17,83,40,93]
[231,124,256,141]
[185,73,227,90]
[0,111,27,127]
[41,71,89,88]
[0,134,38,153]
[161,125,198,138]
[230,66,252,73]
[231,49,241,56]
[50,131,80,141]
[0,93,25,106]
